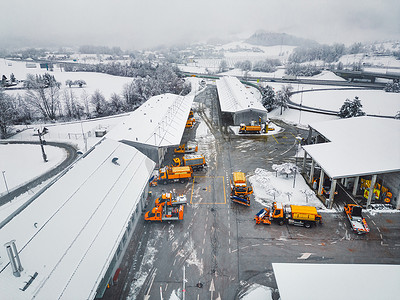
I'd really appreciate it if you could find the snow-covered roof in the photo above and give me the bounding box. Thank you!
[106,93,195,147]
[0,138,155,299]
[303,116,400,179]
[216,76,267,114]
[273,263,400,300]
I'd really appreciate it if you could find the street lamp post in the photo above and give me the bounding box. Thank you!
[37,128,48,162]
[2,171,9,194]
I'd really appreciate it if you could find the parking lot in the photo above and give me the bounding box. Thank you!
[103,86,400,300]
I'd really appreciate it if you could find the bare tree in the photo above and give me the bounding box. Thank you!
[0,90,18,138]
[24,73,61,120]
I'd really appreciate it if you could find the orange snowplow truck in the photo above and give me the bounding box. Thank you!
[270,202,322,228]
[230,172,253,206]
[158,166,192,185]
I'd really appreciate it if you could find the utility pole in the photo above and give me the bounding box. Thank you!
[37,128,48,162]
[2,171,9,194]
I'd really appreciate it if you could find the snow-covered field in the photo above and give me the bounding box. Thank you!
[1,58,134,100]
[291,88,400,116]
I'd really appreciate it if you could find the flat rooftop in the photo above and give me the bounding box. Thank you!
[303,116,400,179]
[106,93,195,147]
[0,138,155,299]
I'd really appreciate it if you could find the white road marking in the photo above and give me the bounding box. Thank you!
[169,270,173,278]
[263,243,271,246]
[241,246,249,250]
[381,241,389,246]
[231,249,238,253]
[252,244,260,247]
[304,243,312,246]
[202,248,204,254]
[292,243,299,246]
[205,224,208,230]
[331,241,337,244]
[229,239,231,245]
[276,243,284,246]
[173,258,176,266]
[380,234,383,239]
[371,220,376,225]
[395,244,400,247]
[297,253,313,260]
[376,227,381,233]
[203,238,206,244]
[165,283,168,291]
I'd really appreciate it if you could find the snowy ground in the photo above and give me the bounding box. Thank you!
[1,58,134,101]
[0,144,66,196]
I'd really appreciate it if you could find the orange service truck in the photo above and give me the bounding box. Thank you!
[144,204,184,222]
[269,202,322,228]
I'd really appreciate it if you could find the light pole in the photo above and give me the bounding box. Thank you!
[298,87,303,125]
[2,171,9,194]
[37,128,48,162]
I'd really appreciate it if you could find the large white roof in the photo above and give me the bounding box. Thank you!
[303,116,400,179]
[216,76,267,113]
[0,138,155,299]
[106,93,195,147]
[273,263,400,300]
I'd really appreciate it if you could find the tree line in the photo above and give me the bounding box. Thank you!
[0,63,191,138]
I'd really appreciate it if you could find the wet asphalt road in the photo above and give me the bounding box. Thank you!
[103,85,400,300]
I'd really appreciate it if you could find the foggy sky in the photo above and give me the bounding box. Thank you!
[1,0,399,49]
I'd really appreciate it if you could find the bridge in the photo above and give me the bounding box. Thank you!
[333,69,400,83]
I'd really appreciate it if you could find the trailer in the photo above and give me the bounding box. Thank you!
[344,204,370,234]
[144,204,184,222]
[173,154,206,170]
[270,202,322,228]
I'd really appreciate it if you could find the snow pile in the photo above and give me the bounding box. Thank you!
[249,168,325,209]
[239,283,273,300]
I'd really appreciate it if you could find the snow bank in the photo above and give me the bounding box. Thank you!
[249,168,326,210]
[240,283,273,300]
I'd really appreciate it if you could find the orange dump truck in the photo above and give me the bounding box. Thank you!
[173,154,206,170]
[158,166,192,184]
[174,143,198,154]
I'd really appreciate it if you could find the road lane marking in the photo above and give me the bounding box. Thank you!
[165,283,168,291]
[272,135,279,144]
[252,244,260,247]
[263,243,271,246]
[169,270,173,278]
[241,246,249,250]
[276,243,284,246]
[371,220,376,225]
[376,227,380,232]
[304,243,312,246]
[202,248,204,254]
[297,253,313,260]
[173,258,176,266]
[232,249,238,253]
[381,241,388,246]
[203,238,206,244]
[292,243,299,246]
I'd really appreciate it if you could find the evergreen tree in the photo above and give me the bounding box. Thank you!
[261,85,276,111]
[338,96,366,118]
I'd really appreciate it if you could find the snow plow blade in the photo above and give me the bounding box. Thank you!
[231,195,250,206]
[254,208,271,225]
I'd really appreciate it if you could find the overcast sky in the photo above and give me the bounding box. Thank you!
[1,0,399,49]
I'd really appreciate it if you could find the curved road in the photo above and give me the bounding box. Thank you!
[0,141,78,206]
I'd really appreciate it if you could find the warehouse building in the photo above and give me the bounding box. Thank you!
[216,76,267,125]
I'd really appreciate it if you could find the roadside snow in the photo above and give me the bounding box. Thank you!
[0,144,66,195]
